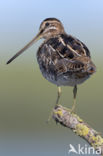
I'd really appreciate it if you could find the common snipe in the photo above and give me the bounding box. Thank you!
[7,18,96,112]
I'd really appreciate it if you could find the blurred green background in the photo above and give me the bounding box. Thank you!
[0,0,103,155]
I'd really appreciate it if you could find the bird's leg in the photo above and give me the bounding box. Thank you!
[56,86,62,105]
[47,86,62,123]
[71,85,77,112]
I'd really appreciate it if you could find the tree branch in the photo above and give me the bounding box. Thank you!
[52,105,103,155]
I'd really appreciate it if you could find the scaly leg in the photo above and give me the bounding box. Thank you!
[56,86,62,105]
[47,86,62,123]
[71,85,77,112]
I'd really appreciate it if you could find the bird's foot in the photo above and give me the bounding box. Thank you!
[61,104,76,114]
[70,104,76,113]
[46,104,61,123]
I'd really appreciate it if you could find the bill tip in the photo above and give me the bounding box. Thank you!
[6,60,10,64]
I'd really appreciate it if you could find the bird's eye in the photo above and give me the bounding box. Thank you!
[45,23,49,27]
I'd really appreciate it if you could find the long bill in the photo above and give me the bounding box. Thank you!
[6,31,42,64]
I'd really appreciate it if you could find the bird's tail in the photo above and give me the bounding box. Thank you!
[87,61,96,74]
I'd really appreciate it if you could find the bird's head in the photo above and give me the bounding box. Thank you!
[39,18,65,39]
[7,18,64,64]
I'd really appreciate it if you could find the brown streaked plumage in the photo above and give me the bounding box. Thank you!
[6,18,96,112]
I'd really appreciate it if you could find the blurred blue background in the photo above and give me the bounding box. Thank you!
[0,0,103,155]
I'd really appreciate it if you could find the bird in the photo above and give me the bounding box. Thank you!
[7,17,96,112]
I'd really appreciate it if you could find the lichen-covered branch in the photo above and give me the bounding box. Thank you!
[52,105,103,155]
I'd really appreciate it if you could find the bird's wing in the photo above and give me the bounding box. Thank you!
[54,56,96,76]
[46,34,91,59]
[59,34,91,57]
[44,35,90,74]
[37,35,93,77]
[54,57,85,76]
